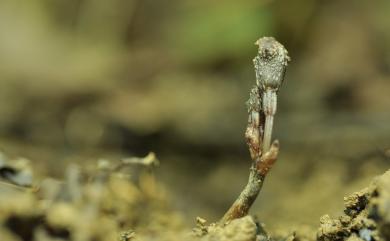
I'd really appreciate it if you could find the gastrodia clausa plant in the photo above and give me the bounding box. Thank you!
[253,37,290,152]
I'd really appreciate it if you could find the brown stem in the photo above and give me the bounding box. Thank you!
[220,141,279,224]
[220,85,279,224]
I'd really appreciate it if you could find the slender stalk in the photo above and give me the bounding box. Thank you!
[262,89,277,153]
[262,115,273,153]
[221,165,264,223]
[221,143,278,223]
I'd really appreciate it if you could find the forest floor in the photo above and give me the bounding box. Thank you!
[0,141,389,241]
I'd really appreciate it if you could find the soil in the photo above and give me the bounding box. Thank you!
[0,152,389,241]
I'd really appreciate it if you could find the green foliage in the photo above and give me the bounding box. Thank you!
[167,2,274,63]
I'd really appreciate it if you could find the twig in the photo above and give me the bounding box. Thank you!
[102,152,160,172]
[220,37,289,224]
[121,152,159,168]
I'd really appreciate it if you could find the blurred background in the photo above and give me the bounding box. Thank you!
[0,0,389,232]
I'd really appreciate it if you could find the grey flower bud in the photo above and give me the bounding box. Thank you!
[253,37,290,91]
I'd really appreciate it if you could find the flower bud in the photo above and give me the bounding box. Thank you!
[253,37,290,91]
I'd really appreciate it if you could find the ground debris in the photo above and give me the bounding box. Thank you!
[119,230,135,241]
[193,215,272,241]
[0,152,34,188]
[0,155,184,241]
[0,153,389,241]
[317,170,390,241]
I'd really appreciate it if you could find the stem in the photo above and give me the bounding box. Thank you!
[262,115,273,153]
[220,86,279,224]
[220,164,264,223]
[262,90,277,153]
[220,142,279,224]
